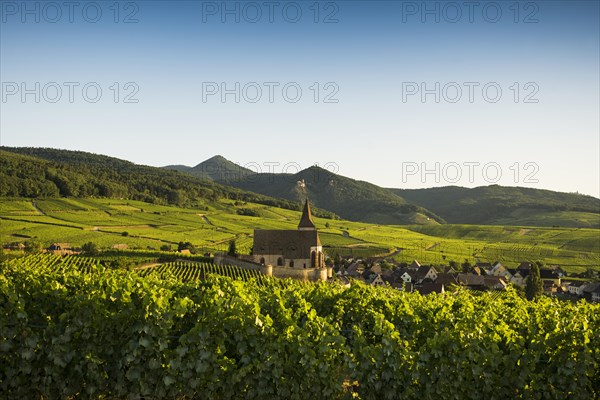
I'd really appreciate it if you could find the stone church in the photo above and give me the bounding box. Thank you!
[252,200,325,269]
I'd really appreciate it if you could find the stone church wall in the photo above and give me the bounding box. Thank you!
[214,253,329,282]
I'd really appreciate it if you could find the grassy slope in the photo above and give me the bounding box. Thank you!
[1,197,598,274]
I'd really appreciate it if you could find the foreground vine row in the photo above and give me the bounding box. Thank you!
[0,255,598,399]
[138,261,266,283]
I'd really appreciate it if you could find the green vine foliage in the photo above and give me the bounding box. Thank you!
[0,255,598,399]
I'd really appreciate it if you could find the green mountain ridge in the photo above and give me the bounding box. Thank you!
[0,147,337,219]
[168,156,600,228]
[163,156,442,225]
[2,147,598,228]
[222,166,443,225]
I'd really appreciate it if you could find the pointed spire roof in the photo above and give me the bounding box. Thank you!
[298,199,316,230]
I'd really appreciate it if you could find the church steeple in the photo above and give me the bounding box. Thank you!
[298,199,316,231]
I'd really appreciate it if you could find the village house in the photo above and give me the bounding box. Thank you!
[567,281,587,296]
[543,280,558,294]
[509,269,529,287]
[417,282,445,295]
[362,268,377,281]
[369,263,383,275]
[369,274,386,287]
[591,286,600,303]
[539,269,561,286]
[483,276,508,291]
[488,261,503,274]
[435,273,459,287]
[380,267,394,280]
[397,269,413,284]
[413,265,438,284]
[443,265,458,274]
[582,282,600,303]
[487,262,513,281]
[475,262,493,274]
[346,262,365,279]
[457,273,486,290]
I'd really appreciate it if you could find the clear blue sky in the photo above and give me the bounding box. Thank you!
[1,0,599,197]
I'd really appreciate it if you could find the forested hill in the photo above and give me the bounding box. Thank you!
[392,185,600,227]
[163,157,444,225]
[171,155,599,228]
[3,147,598,227]
[0,147,337,218]
[203,165,444,225]
[1,147,441,225]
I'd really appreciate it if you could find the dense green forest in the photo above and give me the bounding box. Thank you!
[0,148,337,219]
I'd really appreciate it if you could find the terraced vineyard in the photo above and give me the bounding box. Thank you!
[4,253,101,273]
[138,261,265,283]
[1,197,599,273]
